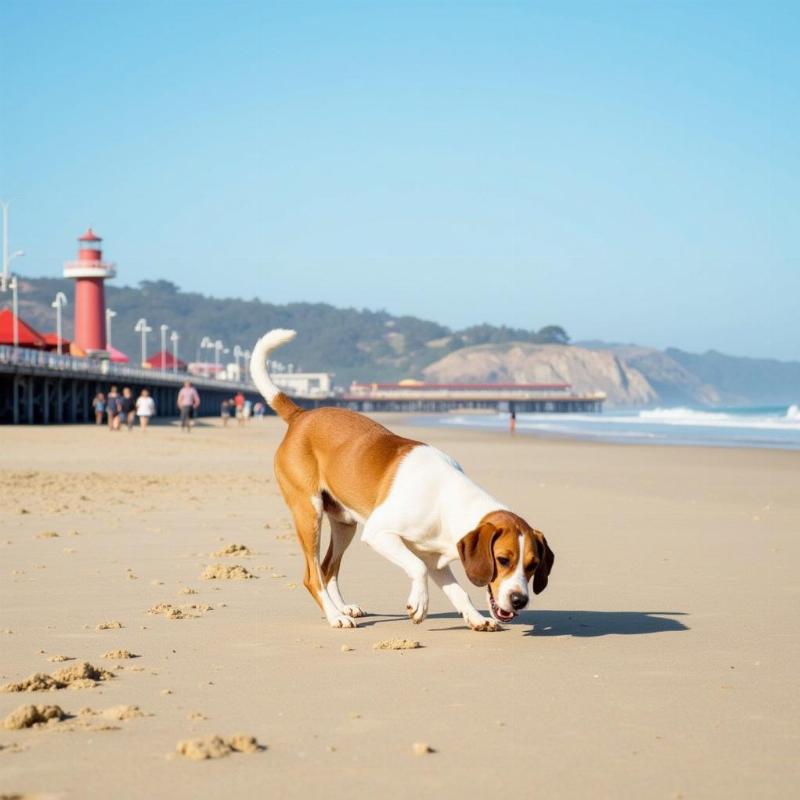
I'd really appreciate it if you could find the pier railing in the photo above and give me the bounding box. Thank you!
[0,345,253,392]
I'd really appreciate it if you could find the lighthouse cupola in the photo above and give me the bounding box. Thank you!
[78,228,103,262]
[64,228,117,355]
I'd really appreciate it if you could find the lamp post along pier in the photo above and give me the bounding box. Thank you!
[134,318,152,367]
[170,330,180,374]
[51,292,68,355]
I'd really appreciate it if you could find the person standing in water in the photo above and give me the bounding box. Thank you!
[509,408,517,436]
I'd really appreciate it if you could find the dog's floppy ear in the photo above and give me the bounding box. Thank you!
[532,532,555,595]
[457,522,499,587]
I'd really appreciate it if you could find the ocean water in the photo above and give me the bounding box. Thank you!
[429,405,800,450]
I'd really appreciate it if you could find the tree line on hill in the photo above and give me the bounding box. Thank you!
[14,276,569,385]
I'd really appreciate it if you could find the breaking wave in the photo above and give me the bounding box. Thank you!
[438,404,800,449]
[635,406,800,430]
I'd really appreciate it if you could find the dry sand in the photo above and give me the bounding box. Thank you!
[0,417,798,799]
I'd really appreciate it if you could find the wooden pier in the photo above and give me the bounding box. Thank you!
[1,349,605,424]
[0,346,263,424]
[337,381,605,414]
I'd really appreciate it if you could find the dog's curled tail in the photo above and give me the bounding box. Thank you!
[250,328,302,422]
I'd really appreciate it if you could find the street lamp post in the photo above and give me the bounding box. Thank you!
[1,250,25,351]
[51,292,68,355]
[170,330,179,374]
[134,318,152,367]
[9,275,19,349]
[105,309,117,349]
[160,324,168,370]
[233,345,243,382]
[1,202,25,351]
[243,349,251,383]
[200,336,214,378]
[1,201,9,290]
[0,203,22,291]
[214,339,223,374]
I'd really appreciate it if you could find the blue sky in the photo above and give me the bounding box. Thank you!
[2,1,797,360]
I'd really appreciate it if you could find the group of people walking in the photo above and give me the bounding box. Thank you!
[92,386,156,431]
[91,381,267,432]
[92,380,204,432]
[220,392,266,426]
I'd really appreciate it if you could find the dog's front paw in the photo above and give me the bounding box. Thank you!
[329,614,358,629]
[406,584,429,624]
[467,615,502,632]
[342,604,366,618]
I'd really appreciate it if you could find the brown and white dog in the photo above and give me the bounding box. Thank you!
[251,329,554,631]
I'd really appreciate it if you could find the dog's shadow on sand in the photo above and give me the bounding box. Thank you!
[424,609,689,637]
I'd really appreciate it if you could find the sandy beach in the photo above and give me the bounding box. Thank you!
[1,416,798,799]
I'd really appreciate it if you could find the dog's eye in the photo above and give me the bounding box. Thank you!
[497,556,511,568]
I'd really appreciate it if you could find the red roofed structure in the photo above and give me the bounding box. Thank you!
[41,332,71,354]
[0,309,47,348]
[145,350,187,371]
[108,346,130,364]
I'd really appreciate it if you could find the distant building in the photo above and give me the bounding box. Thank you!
[347,380,573,400]
[343,379,604,413]
[273,372,332,397]
[145,350,188,371]
[187,361,226,379]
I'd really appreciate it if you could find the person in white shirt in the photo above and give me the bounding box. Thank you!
[135,389,156,431]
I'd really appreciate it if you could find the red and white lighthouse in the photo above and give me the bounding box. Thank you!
[63,228,116,354]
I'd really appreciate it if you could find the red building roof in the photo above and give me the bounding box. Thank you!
[79,228,102,242]
[145,350,187,370]
[0,309,48,348]
[41,332,71,353]
[108,346,130,363]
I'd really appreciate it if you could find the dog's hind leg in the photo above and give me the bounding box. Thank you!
[321,518,365,618]
[288,494,357,629]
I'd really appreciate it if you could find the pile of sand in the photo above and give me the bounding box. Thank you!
[101,705,148,721]
[373,639,421,651]
[211,543,253,557]
[101,649,138,660]
[46,655,74,663]
[200,564,256,580]
[147,602,213,620]
[96,621,124,631]
[3,704,67,729]
[1,662,115,692]
[35,531,59,539]
[176,734,263,760]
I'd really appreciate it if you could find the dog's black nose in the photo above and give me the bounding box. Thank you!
[510,591,528,610]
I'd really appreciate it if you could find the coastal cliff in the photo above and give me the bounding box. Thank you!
[423,343,726,407]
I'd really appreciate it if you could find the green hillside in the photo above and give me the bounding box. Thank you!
[12,276,568,386]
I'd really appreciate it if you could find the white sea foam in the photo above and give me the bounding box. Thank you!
[635,406,800,430]
[438,405,800,449]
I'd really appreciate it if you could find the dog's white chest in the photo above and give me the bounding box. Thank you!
[368,445,504,560]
